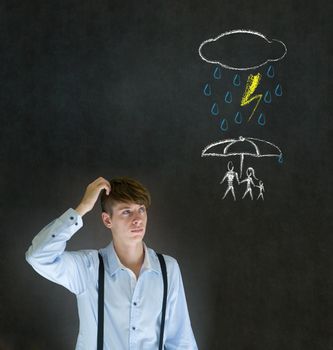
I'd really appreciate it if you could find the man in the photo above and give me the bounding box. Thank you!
[26,177,198,349]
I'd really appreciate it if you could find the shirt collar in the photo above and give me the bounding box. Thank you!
[104,241,160,276]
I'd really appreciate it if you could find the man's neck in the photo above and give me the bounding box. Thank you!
[113,240,145,274]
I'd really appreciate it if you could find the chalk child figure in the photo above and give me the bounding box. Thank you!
[220,161,240,201]
[241,167,256,200]
[256,180,265,200]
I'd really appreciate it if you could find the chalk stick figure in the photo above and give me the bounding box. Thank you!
[220,161,239,201]
[241,167,256,200]
[256,180,265,200]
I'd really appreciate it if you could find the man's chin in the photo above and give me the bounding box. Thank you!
[129,229,145,239]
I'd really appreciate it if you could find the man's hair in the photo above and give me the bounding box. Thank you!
[100,177,151,215]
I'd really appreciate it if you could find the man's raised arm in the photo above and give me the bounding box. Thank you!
[25,177,111,294]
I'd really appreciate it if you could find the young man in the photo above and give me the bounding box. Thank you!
[26,177,198,350]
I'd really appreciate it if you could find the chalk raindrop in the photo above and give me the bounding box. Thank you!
[266,65,275,78]
[211,102,219,116]
[224,91,232,103]
[275,84,282,96]
[220,118,228,131]
[258,113,266,126]
[213,66,222,79]
[233,74,241,86]
[263,90,272,103]
[203,83,212,96]
[234,111,243,124]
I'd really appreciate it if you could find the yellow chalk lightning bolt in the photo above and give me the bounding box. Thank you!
[241,73,262,122]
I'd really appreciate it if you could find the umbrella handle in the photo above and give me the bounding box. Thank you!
[240,154,244,178]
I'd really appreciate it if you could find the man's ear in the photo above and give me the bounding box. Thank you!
[101,212,112,229]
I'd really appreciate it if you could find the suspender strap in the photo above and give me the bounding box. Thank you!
[157,253,168,350]
[97,253,105,350]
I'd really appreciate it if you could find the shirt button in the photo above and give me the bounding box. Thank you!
[52,234,55,238]
[133,302,137,306]
[132,327,136,330]
[75,222,78,226]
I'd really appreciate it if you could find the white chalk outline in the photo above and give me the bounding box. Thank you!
[201,136,282,178]
[198,29,287,71]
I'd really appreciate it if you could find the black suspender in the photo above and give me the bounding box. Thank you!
[97,252,167,350]
[97,253,105,350]
[156,253,168,350]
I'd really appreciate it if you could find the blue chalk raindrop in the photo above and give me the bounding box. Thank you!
[275,83,282,96]
[278,154,283,164]
[211,102,219,116]
[234,111,243,124]
[213,66,222,79]
[233,74,241,86]
[220,118,228,131]
[203,83,212,96]
[266,65,275,78]
[224,91,232,103]
[264,90,272,103]
[258,113,266,126]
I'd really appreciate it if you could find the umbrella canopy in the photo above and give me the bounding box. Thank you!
[202,136,283,178]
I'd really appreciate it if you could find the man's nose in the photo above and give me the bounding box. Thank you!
[133,216,142,225]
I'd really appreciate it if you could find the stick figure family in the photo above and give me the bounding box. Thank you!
[220,161,265,201]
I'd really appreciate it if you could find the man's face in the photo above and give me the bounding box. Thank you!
[107,201,147,245]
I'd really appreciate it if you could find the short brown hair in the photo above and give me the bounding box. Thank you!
[100,177,151,215]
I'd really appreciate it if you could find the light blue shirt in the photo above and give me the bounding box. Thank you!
[26,208,198,350]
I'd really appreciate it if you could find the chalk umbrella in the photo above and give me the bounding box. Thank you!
[201,136,283,178]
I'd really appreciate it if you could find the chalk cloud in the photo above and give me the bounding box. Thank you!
[198,29,287,71]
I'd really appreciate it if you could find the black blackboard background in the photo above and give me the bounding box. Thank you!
[0,1,332,349]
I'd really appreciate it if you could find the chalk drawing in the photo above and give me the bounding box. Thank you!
[199,30,287,130]
[198,30,286,199]
[213,66,222,79]
[234,111,243,124]
[240,73,262,122]
[266,65,275,78]
[275,84,282,96]
[219,163,268,201]
[211,102,219,116]
[263,90,272,103]
[225,91,233,103]
[202,135,282,177]
[202,136,282,200]
[240,167,257,200]
[233,74,241,86]
[257,112,266,126]
[220,161,240,201]
[256,180,265,200]
[203,83,212,96]
[220,118,228,131]
[198,29,287,71]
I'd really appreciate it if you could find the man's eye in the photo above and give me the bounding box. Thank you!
[123,210,131,215]
[139,207,145,213]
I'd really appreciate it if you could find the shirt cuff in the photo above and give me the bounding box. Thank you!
[57,208,83,236]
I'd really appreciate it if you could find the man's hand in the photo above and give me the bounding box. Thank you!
[75,177,111,217]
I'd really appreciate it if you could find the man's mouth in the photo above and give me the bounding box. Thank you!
[131,228,144,233]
